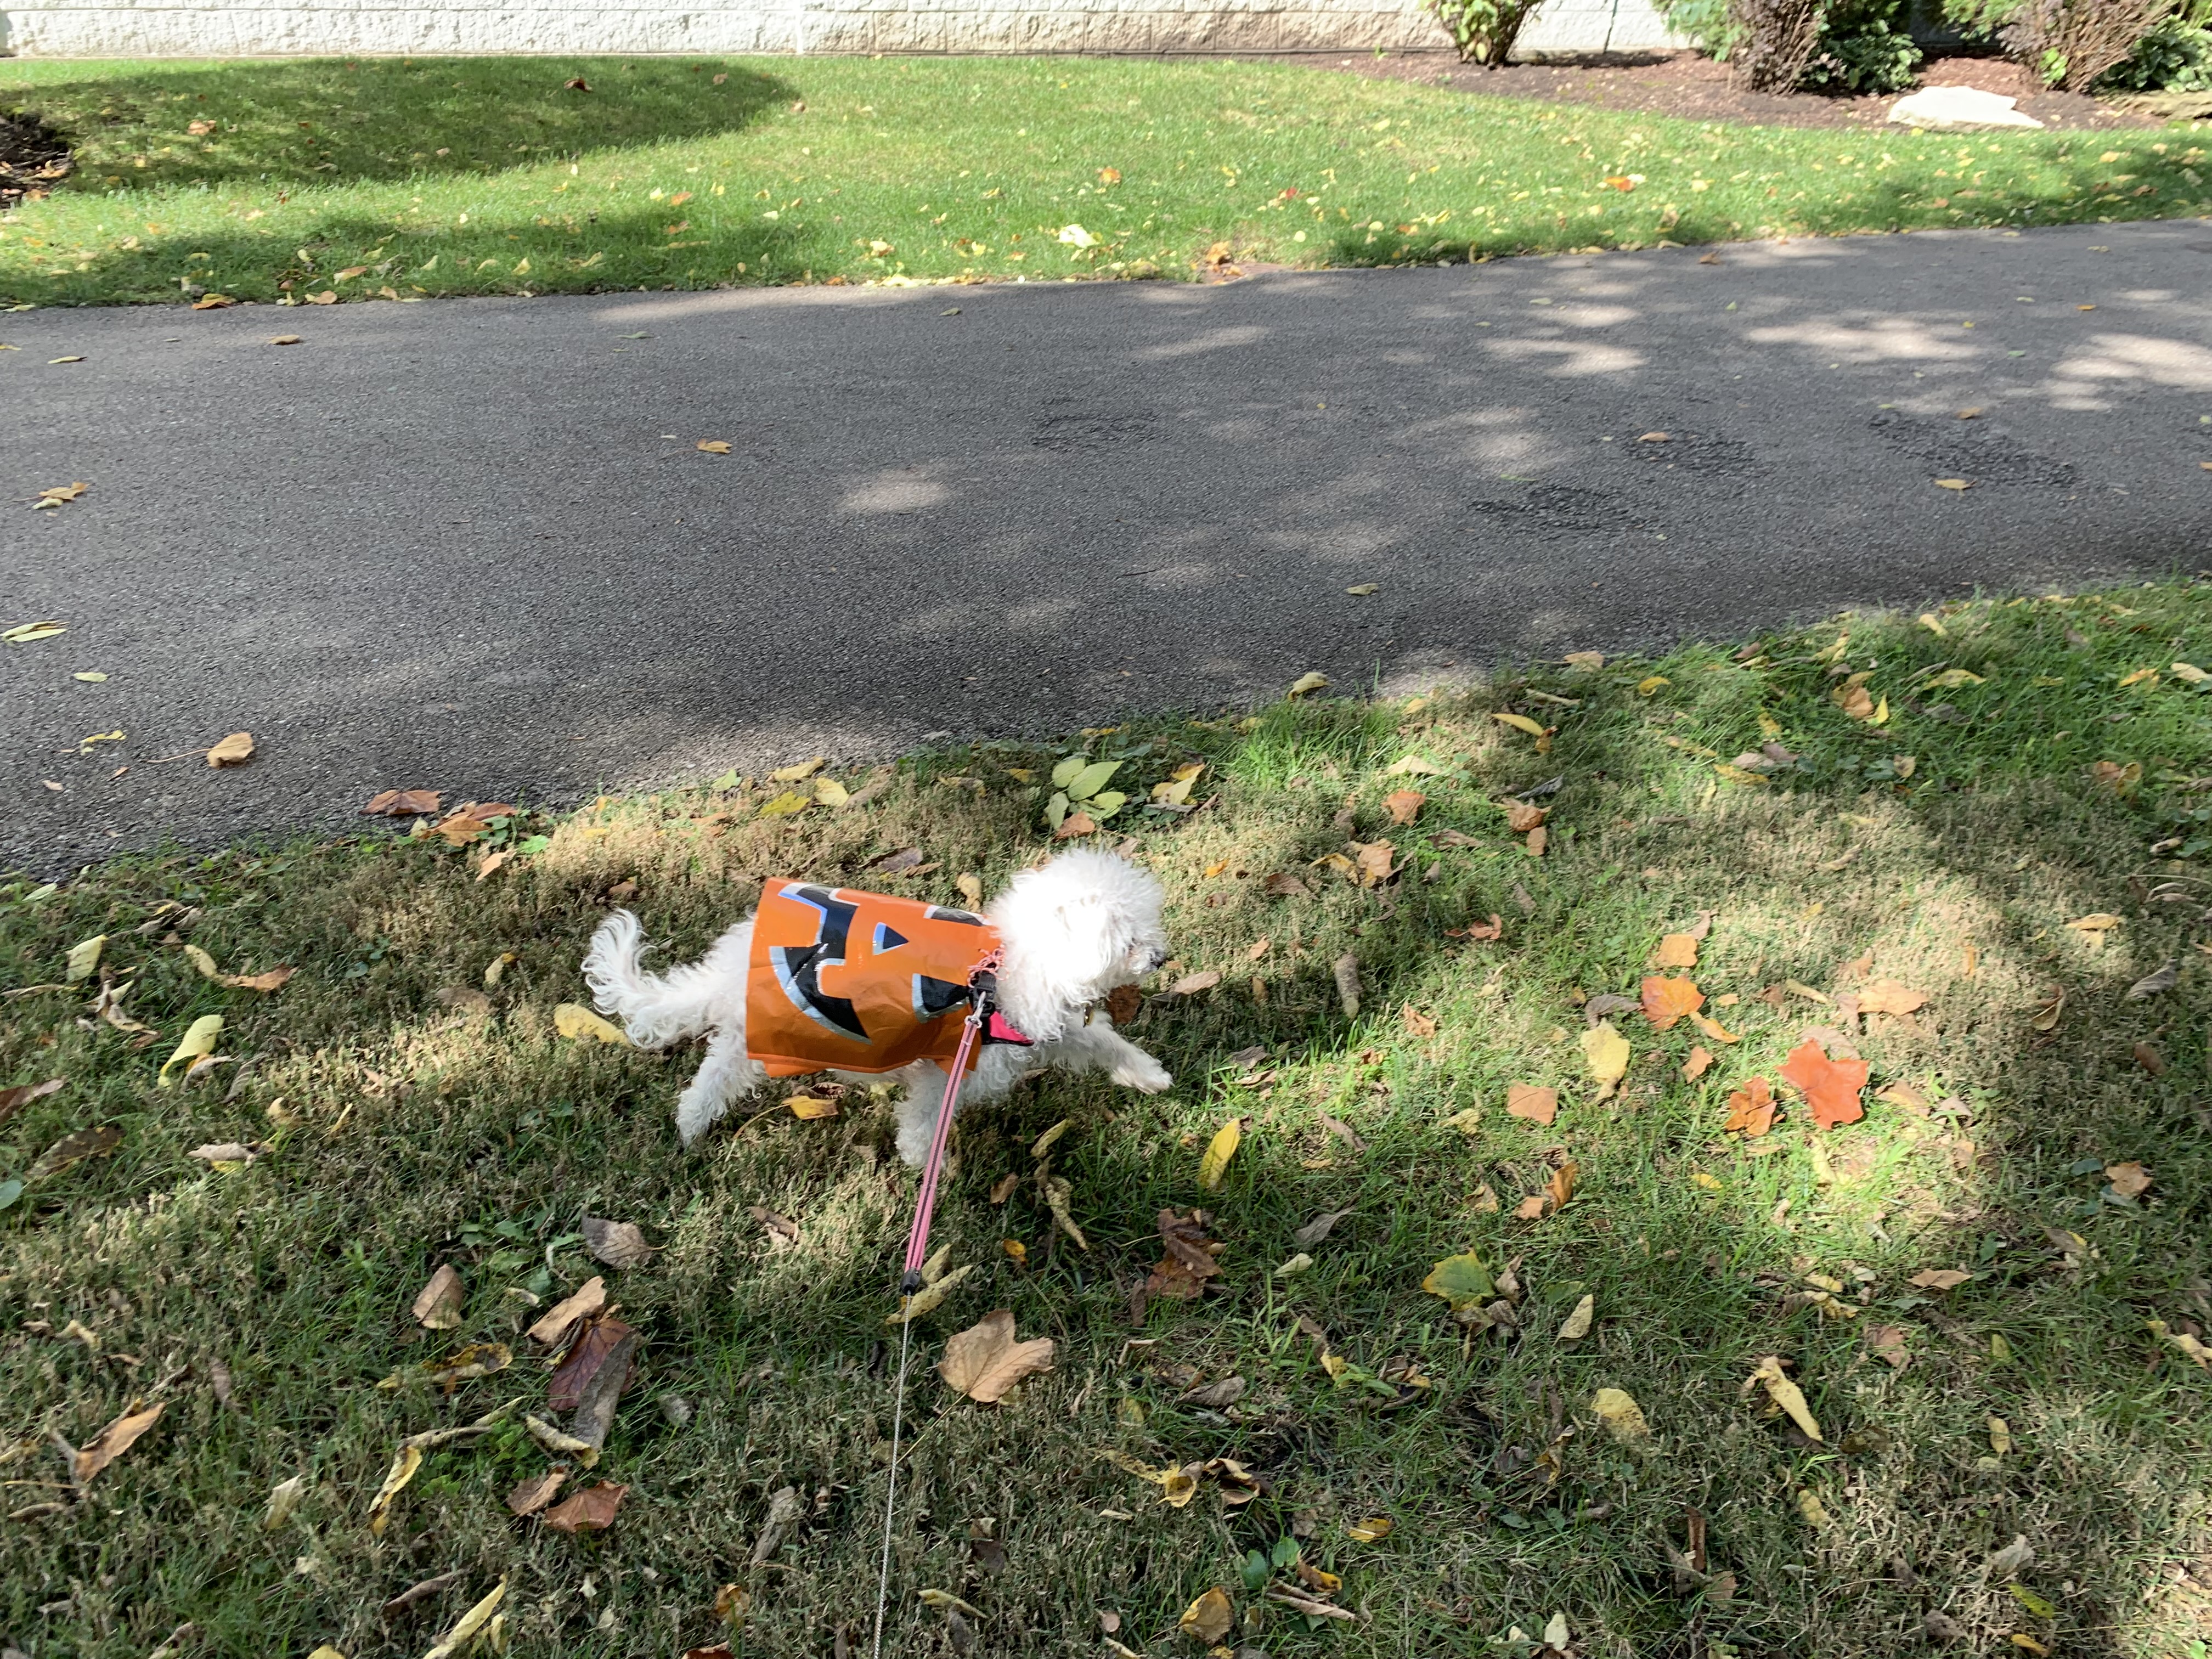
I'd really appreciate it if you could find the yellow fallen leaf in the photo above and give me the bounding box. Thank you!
[1796,1489,1831,1527]
[1636,675,1671,696]
[758,789,813,817]
[64,934,105,983]
[786,1094,839,1120]
[1346,1515,1393,1542]
[366,1442,423,1536]
[697,439,732,454]
[1199,1115,1243,1190]
[1581,1020,1629,1098]
[1590,1387,1651,1447]
[554,1004,628,1044]
[157,1014,224,1087]
[1934,477,1971,490]
[886,1263,975,1324]
[1345,583,1379,596]
[1562,650,1605,671]
[2117,665,2159,689]
[1557,1293,1595,1340]
[1917,612,1948,636]
[1493,712,1545,737]
[1179,1588,1233,1643]
[1989,1415,2012,1454]
[812,775,849,808]
[1748,1355,1822,1441]
[1288,672,1330,697]
[424,1579,506,1659]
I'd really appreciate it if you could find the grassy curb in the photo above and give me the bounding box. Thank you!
[3,583,2210,1657]
[2,55,2209,308]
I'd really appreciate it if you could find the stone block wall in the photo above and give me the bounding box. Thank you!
[0,0,1683,64]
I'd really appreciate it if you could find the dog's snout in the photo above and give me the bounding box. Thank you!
[1138,945,1170,975]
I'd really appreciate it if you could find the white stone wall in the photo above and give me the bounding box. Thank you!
[0,0,1684,64]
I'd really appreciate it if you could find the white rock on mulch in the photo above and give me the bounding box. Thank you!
[1887,85,2048,130]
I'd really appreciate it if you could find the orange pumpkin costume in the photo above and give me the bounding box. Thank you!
[747,881,1007,1078]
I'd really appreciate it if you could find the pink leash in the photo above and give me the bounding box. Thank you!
[873,970,1009,1658]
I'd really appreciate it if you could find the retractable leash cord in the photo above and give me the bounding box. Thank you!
[871,965,1019,1659]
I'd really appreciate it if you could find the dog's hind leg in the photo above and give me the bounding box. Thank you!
[894,1067,953,1168]
[675,1028,767,1147]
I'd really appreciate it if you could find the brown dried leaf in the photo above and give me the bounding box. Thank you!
[1506,1084,1558,1126]
[1723,1076,1775,1136]
[1546,1160,1579,1210]
[411,1264,465,1331]
[2105,1161,2151,1199]
[549,1316,638,1413]
[540,1480,627,1534]
[506,1468,569,1516]
[938,1310,1055,1403]
[1652,933,1700,968]
[361,788,442,817]
[1682,1045,1714,1082]
[1909,1268,1972,1291]
[1857,979,1929,1016]
[205,732,256,768]
[74,1400,165,1483]
[581,1216,653,1270]
[1780,1039,1867,1131]
[1383,789,1426,825]
[526,1277,607,1348]
[0,1076,65,1124]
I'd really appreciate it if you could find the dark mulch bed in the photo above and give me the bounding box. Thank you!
[1298,47,2163,129]
[1,109,73,206]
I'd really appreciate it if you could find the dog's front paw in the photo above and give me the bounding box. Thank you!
[1111,1056,1173,1094]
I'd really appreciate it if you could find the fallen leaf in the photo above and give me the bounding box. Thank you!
[1199,1116,1243,1190]
[1780,1039,1867,1131]
[2104,1160,2151,1199]
[1288,672,1330,698]
[1989,1536,2035,1578]
[157,1014,224,1087]
[1865,1324,1910,1370]
[939,1310,1055,1403]
[1346,1515,1394,1542]
[1988,1414,2012,1454]
[1723,1076,1776,1136]
[1493,712,1546,737]
[1909,1268,1972,1291]
[526,1277,606,1348]
[1350,840,1396,887]
[1333,952,1362,1017]
[2126,961,2178,1000]
[1513,1193,1547,1220]
[1934,477,1971,490]
[30,1123,122,1178]
[1652,933,1700,968]
[555,1005,628,1044]
[1547,1160,1578,1210]
[1421,1251,1496,1311]
[1640,975,1705,1031]
[1173,969,1222,996]
[1591,1387,1652,1447]
[1690,1011,1741,1044]
[1346,583,1379,596]
[1581,1021,1630,1098]
[507,1468,569,1516]
[368,1442,425,1536]
[361,788,442,816]
[541,1481,627,1534]
[1682,1046,1714,1082]
[1506,1084,1558,1126]
[2,619,69,639]
[1558,1294,1596,1340]
[205,732,255,768]
[1384,789,1425,825]
[697,439,732,454]
[582,1216,652,1269]
[1748,1355,1821,1441]
[2029,986,2066,1031]
[525,1413,599,1468]
[73,1400,165,1482]
[1179,1588,1233,1643]
[411,1265,465,1330]
[0,1076,64,1125]
[786,1094,840,1120]
[1858,979,1928,1016]
[2149,1317,2212,1368]
[1263,872,1310,897]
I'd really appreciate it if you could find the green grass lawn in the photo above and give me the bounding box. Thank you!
[1,55,2209,308]
[4,584,2210,1658]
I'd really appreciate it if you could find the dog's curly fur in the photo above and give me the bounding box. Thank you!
[581,849,1175,1162]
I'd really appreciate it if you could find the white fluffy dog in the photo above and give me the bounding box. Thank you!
[581,849,1176,1163]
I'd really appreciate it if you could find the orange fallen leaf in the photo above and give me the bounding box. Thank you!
[1546,1160,1578,1210]
[1506,1084,1558,1126]
[1652,933,1699,968]
[2104,1161,2151,1199]
[1504,800,1548,833]
[1780,1039,1868,1131]
[1723,1076,1775,1136]
[1512,1193,1547,1220]
[1690,1011,1741,1045]
[1909,1268,1972,1291]
[362,788,442,816]
[1682,1045,1714,1082]
[1384,789,1426,825]
[1640,975,1705,1032]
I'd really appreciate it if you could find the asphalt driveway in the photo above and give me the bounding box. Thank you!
[5,218,2210,872]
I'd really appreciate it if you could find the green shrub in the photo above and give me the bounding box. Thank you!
[1802,16,1926,87]
[1423,0,1551,63]
[1650,0,1740,53]
[2096,16,2212,85]
[2004,0,2170,86]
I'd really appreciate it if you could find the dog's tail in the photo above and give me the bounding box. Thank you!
[580,910,716,1051]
